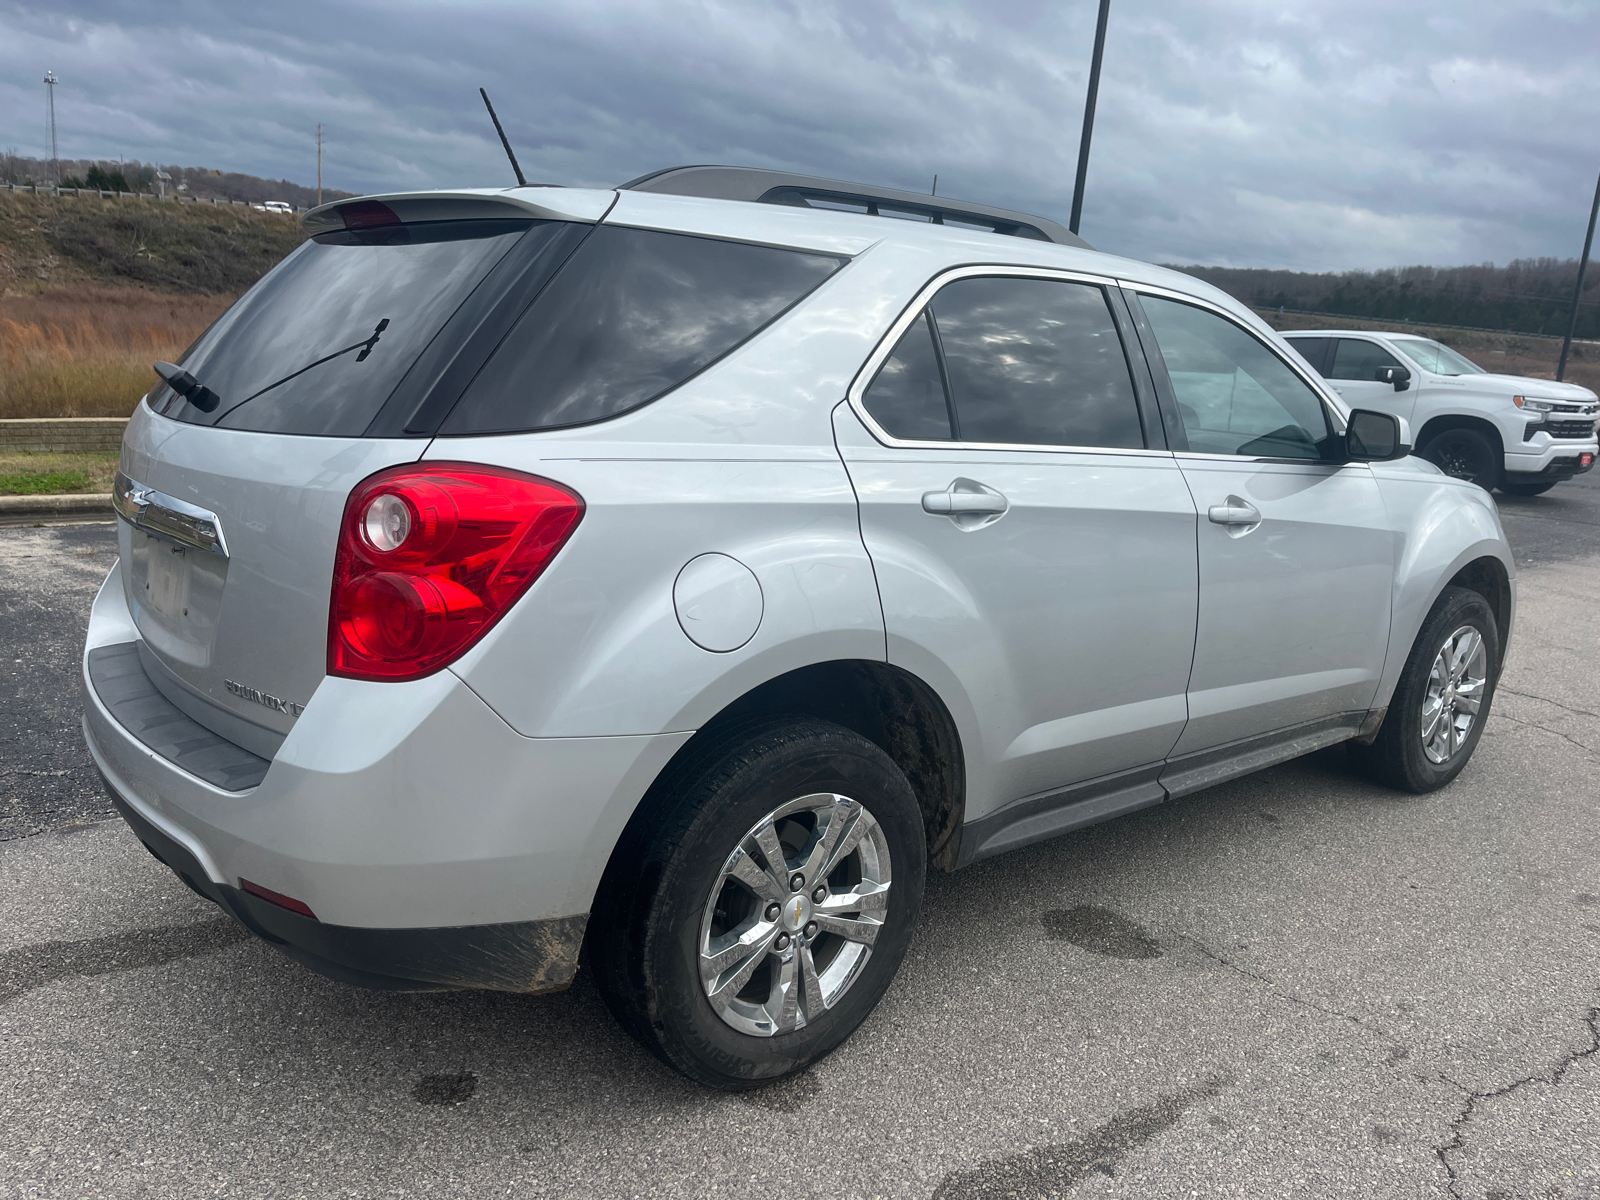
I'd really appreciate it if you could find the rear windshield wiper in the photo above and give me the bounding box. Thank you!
[152,361,222,412]
[155,318,390,424]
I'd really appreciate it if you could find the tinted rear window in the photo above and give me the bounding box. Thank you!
[929,277,1145,449]
[153,220,538,436]
[438,227,844,435]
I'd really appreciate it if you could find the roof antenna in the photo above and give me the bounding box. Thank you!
[479,87,528,187]
[931,174,938,196]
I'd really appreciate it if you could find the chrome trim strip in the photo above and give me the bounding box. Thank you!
[843,263,1179,457]
[113,471,229,557]
[1116,278,1350,432]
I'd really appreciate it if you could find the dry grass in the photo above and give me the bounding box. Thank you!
[0,287,233,418]
[0,450,120,495]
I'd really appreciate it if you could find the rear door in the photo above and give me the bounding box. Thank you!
[1128,290,1394,761]
[836,269,1199,820]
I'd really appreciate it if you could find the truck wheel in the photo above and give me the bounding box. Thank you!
[591,718,926,1090]
[1498,478,1557,497]
[1349,586,1500,793]
[1420,428,1501,491]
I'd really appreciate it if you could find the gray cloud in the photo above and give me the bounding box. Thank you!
[3,0,1597,270]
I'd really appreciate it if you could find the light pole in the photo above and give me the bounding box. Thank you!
[44,70,58,185]
[1556,167,1600,383]
[1068,0,1111,237]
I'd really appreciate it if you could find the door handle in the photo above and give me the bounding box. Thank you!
[1207,496,1261,536]
[922,492,1007,515]
[922,479,1009,530]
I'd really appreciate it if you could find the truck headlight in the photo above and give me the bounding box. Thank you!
[1513,395,1555,414]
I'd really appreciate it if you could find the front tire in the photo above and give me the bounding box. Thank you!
[591,718,926,1090]
[1349,586,1500,793]
[1420,428,1502,491]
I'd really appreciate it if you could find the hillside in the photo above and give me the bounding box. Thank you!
[1174,259,1599,341]
[0,189,306,295]
[1,154,356,210]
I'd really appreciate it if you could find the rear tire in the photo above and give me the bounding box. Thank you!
[591,718,926,1090]
[1349,586,1500,793]
[1420,428,1502,491]
[1498,478,1558,497]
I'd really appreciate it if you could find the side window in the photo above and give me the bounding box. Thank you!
[1139,295,1331,460]
[929,276,1144,448]
[441,227,843,435]
[862,312,953,440]
[1327,339,1403,381]
[1284,336,1333,375]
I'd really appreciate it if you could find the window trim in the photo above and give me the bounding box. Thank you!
[1121,281,1352,466]
[847,264,1169,458]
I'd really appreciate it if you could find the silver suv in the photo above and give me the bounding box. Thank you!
[83,166,1515,1089]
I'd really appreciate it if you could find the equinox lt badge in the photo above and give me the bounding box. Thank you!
[225,679,305,717]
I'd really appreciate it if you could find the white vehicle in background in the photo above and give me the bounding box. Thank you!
[1283,330,1598,496]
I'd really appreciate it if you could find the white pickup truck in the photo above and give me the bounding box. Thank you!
[1283,329,1598,495]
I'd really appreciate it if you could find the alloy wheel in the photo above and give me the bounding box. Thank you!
[698,792,892,1037]
[1420,624,1487,764]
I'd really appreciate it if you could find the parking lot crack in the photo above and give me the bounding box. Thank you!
[1181,934,1408,1056]
[1496,687,1600,721]
[1433,1005,1600,1198]
[0,917,251,1005]
[1488,712,1600,759]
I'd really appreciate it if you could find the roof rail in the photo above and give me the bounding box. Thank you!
[618,165,1090,249]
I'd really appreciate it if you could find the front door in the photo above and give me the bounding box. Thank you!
[835,271,1200,823]
[1132,292,1396,756]
[1325,337,1419,424]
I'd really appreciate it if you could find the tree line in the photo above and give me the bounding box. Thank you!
[1173,259,1598,340]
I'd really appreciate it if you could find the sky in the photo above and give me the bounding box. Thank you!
[3,0,1598,272]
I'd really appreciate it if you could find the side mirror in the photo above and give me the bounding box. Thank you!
[1346,409,1412,462]
[1374,365,1411,392]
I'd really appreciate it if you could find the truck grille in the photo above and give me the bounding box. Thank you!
[1546,420,1598,440]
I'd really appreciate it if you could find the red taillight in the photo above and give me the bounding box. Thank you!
[328,464,584,682]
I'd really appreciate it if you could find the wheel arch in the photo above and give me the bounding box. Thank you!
[1415,413,1505,459]
[602,659,967,885]
[1445,555,1512,661]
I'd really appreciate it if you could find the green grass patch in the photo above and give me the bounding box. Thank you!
[0,469,92,495]
[0,451,120,495]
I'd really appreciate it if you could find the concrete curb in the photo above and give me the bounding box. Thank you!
[0,493,114,519]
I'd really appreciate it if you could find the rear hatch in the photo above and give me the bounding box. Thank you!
[114,190,611,757]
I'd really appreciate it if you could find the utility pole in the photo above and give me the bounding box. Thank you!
[44,70,59,185]
[316,123,323,205]
[1557,167,1600,383]
[1068,0,1111,237]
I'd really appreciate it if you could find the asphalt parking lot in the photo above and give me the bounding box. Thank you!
[3,476,1598,1199]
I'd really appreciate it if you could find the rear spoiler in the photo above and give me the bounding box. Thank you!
[303,188,615,234]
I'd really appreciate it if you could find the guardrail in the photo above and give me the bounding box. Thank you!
[0,182,307,212]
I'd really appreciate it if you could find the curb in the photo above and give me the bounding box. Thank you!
[0,493,114,520]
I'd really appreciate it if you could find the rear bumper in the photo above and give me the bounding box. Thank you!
[100,770,587,993]
[81,563,691,992]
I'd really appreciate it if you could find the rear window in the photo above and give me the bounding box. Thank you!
[438,227,845,435]
[154,219,540,436]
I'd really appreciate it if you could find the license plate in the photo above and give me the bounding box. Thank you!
[145,542,191,618]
